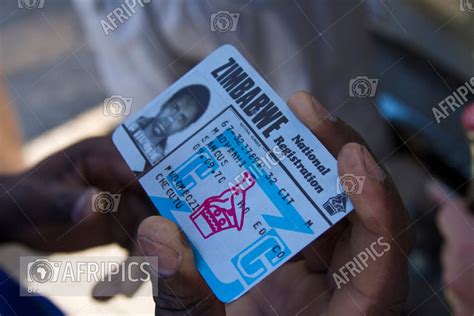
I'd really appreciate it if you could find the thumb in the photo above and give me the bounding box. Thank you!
[138,216,225,316]
[328,143,414,314]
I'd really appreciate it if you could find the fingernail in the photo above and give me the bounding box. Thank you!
[361,146,385,182]
[138,237,181,277]
[307,94,338,122]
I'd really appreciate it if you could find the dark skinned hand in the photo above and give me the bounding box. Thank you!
[137,91,415,315]
[0,136,154,299]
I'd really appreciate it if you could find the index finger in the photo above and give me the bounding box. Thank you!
[288,91,366,156]
[287,91,365,273]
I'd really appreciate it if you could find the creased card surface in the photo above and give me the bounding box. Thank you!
[113,45,353,302]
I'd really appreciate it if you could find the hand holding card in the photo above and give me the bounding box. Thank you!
[136,92,414,315]
[114,46,357,302]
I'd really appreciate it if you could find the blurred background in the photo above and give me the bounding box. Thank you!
[0,0,473,315]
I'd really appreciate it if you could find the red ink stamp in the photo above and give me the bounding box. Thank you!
[190,171,255,239]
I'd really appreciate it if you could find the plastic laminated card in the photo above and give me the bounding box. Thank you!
[113,45,353,302]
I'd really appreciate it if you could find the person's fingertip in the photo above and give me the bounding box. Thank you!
[361,145,385,182]
[138,216,172,241]
[138,236,181,277]
[137,216,187,277]
[339,143,404,236]
[288,92,315,124]
[288,91,337,124]
[339,143,384,183]
[338,142,365,175]
[288,91,311,109]
[308,94,338,122]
